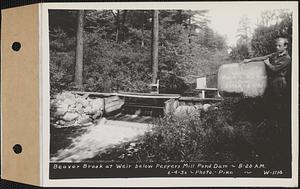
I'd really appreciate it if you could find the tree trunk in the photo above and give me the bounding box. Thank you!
[151,10,159,84]
[178,10,183,24]
[115,10,120,42]
[121,10,127,41]
[188,11,192,44]
[75,10,84,90]
[141,11,145,47]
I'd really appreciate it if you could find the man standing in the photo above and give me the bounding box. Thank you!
[243,37,291,162]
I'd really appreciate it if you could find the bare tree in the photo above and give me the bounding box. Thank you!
[237,15,252,44]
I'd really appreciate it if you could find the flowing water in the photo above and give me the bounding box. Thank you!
[50,118,153,162]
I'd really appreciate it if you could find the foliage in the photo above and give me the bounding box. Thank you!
[141,106,235,161]
[229,42,251,62]
[230,10,292,62]
[83,32,152,92]
[114,97,286,162]
[251,11,292,56]
[49,10,228,94]
[49,28,77,93]
[50,51,75,94]
[159,71,189,94]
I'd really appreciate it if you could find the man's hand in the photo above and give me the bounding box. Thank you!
[263,58,271,66]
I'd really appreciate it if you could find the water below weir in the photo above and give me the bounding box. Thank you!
[50,118,153,162]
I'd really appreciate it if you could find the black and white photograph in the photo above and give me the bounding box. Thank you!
[45,2,298,186]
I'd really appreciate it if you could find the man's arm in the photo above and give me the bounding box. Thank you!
[244,56,268,63]
[243,53,276,63]
[264,58,291,72]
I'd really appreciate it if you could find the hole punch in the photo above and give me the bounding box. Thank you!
[12,42,21,51]
[13,144,22,154]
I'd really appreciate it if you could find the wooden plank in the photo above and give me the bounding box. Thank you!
[71,91,181,99]
[117,92,180,99]
[118,91,180,97]
[125,104,164,109]
[70,91,116,97]
[179,97,223,102]
[194,88,218,91]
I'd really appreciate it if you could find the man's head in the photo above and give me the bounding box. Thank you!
[275,37,288,53]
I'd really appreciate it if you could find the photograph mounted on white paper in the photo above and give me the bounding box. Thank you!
[41,1,298,187]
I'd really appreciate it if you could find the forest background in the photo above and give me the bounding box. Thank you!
[49,9,292,95]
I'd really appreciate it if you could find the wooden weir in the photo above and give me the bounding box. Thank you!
[70,91,222,117]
